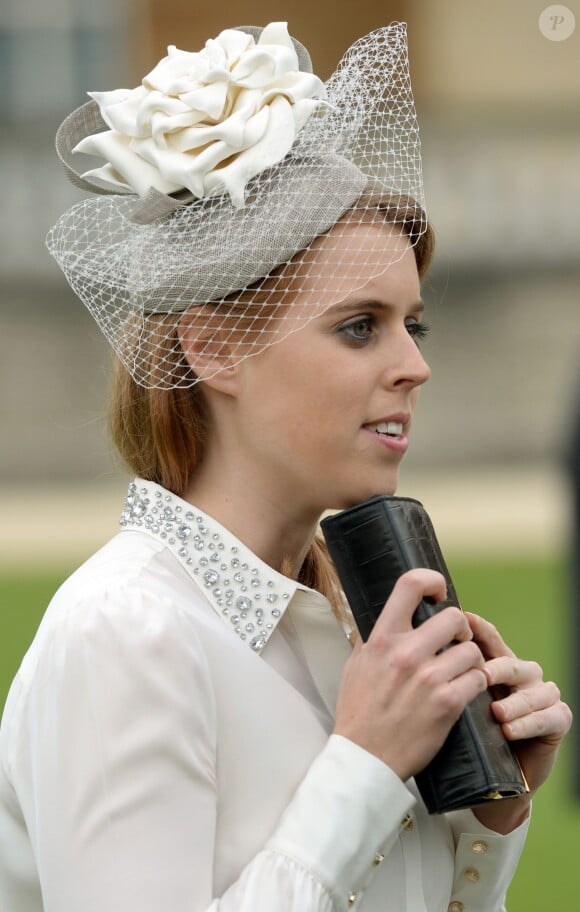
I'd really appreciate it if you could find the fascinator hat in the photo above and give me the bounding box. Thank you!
[46,21,426,388]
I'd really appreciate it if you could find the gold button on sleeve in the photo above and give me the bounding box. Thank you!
[400,814,414,831]
[373,851,385,866]
[448,902,464,912]
[471,839,488,854]
[347,891,358,907]
[464,868,480,883]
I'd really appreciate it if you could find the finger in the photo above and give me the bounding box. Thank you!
[492,681,561,723]
[484,656,542,688]
[449,666,490,711]
[465,612,516,661]
[433,639,486,682]
[419,663,488,724]
[414,606,475,657]
[371,568,447,638]
[500,702,573,741]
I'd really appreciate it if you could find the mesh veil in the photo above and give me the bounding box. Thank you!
[46,22,426,389]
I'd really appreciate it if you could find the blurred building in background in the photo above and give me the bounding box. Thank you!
[1,0,579,482]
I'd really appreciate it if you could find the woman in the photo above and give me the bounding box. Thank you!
[0,21,571,912]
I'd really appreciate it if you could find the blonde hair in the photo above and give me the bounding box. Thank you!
[109,193,435,618]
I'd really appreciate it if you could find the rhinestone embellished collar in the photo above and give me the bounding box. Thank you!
[119,479,312,653]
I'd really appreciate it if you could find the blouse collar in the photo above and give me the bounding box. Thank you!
[119,478,314,654]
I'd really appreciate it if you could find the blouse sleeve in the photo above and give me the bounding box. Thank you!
[7,584,415,912]
[445,807,530,912]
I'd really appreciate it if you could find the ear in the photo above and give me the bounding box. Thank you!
[178,307,241,394]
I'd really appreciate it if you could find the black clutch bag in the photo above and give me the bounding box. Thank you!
[320,495,528,814]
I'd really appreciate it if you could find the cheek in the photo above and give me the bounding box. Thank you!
[302,363,370,440]
[242,366,310,442]
[243,341,366,449]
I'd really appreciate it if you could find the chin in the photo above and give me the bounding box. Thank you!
[326,475,399,512]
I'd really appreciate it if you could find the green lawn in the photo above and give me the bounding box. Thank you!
[0,557,577,909]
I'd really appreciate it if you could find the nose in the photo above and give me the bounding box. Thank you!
[384,329,431,390]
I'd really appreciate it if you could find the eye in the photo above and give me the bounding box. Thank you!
[338,316,376,344]
[406,319,431,345]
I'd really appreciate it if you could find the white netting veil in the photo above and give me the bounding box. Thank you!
[46,21,427,389]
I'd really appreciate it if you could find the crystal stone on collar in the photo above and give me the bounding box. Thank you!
[120,482,291,651]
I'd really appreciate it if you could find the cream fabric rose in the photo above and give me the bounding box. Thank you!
[74,22,328,208]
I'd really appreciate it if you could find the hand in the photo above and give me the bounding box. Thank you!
[334,569,489,781]
[466,612,573,834]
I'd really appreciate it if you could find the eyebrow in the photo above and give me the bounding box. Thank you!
[327,297,425,318]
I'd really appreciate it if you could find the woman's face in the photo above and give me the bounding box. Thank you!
[218,222,431,515]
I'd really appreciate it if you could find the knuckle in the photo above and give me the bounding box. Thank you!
[452,607,472,638]
[390,643,419,675]
[367,629,389,654]
[546,680,561,702]
[529,660,543,681]
[396,570,421,592]
[394,571,422,602]
[397,568,445,595]
[439,686,463,718]
[437,605,465,636]
[416,662,439,689]
[470,668,489,698]
[477,668,489,692]
[521,688,535,713]
[445,605,463,623]
[465,641,484,666]
[532,711,546,736]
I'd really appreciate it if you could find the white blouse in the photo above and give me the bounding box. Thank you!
[0,479,529,912]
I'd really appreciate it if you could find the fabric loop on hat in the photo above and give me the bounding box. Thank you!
[55,100,130,197]
[56,101,201,223]
[128,188,192,225]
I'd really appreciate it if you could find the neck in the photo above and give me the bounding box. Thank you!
[183,454,321,580]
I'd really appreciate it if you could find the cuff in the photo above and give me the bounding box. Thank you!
[446,806,531,912]
[266,734,415,911]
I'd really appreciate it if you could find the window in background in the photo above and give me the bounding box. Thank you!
[0,0,136,124]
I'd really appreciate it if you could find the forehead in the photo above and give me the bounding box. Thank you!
[282,221,416,305]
